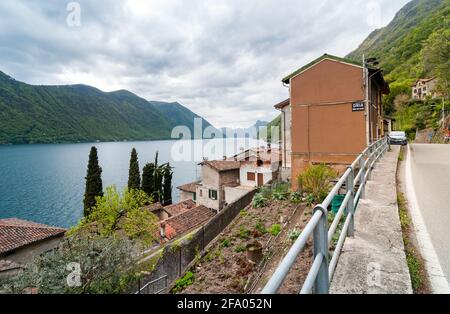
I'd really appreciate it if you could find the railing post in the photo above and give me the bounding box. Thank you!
[359,154,366,199]
[346,167,355,237]
[313,205,329,294]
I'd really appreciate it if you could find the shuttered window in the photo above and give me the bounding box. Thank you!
[247,172,255,181]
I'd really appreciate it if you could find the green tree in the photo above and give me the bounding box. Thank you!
[153,152,164,202]
[141,163,155,197]
[76,186,159,246]
[0,236,141,294]
[162,164,173,205]
[421,27,450,99]
[83,146,103,217]
[128,148,141,190]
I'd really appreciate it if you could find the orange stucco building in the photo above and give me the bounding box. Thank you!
[280,54,389,188]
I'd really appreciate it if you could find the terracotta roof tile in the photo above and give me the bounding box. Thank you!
[177,181,201,193]
[0,218,66,255]
[200,160,241,172]
[143,202,164,212]
[162,205,216,240]
[164,199,196,217]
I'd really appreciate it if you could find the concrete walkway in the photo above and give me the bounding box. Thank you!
[330,146,413,294]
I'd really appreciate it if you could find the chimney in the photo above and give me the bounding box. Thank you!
[267,143,272,152]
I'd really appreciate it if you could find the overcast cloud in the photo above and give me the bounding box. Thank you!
[0,0,410,128]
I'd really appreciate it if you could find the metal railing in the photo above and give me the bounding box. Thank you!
[261,137,389,294]
[135,274,168,294]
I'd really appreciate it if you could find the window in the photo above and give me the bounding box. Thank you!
[423,87,427,91]
[247,172,255,181]
[209,189,217,200]
[193,192,196,201]
[199,189,203,197]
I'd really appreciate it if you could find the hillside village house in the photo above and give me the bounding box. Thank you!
[0,218,66,279]
[232,147,281,188]
[412,78,439,100]
[278,54,390,189]
[177,149,280,212]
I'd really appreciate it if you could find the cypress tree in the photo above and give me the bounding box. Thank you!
[128,148,141,190]
[83,146,103,217]
[141,163,155,197]
[162,164,173,205]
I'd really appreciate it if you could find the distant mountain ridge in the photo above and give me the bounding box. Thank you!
[0,71,214,144]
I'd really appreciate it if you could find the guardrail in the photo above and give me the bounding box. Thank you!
[135,274,168,294]
[261,137,389,294]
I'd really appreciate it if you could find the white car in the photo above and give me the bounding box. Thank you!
[389,131,408,146]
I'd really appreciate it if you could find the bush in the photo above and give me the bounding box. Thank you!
[172,271,195,293]
[252,193,268,208]
[288,229,301,241]
[221,239,231,248]
[269,224,281,236]
[234,245,246,253]
[297,164,337,204]
[0,237,140,294]
[290,192,301,204]
[254,221,267,234]
[238,226,251,239]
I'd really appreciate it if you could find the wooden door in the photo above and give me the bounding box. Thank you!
[257,173,264,187]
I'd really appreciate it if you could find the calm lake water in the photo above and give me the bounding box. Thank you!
[0,138,262,228]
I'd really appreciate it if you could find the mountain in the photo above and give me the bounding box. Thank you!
[257,115,281,141]
[0,71,214,144]
[151,101,215,136]
[220,120,269,138]
[347,0,449,113]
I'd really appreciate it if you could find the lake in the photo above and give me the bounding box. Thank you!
[0,138,263,228]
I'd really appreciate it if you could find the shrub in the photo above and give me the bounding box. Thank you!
[172,271,195,293]
[297,164,337,204]
[252,193,268,208]
[221,238,231,248]
[290,192,301,204]
[234,245,246,253]
[254,221,267,234]
[238,226,251,239]
[288,229,301,241]
[269,224,281,236]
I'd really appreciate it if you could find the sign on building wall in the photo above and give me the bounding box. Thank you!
[352,102,365,112]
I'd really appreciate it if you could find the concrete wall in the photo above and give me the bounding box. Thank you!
[179,190,195,202]
[1,236,64,265]
[240,163,274,188]
[224,186,253,205]
[280,105,292,168]
[135,189,257,294]
[289,58,382,189]
[196,165,240,211]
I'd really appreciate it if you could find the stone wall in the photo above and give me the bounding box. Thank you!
[135,188,257,294]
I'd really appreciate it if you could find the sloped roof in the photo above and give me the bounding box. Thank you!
[274,98,290,109]
[200,160,241,172]
[162,205,216,240]
[0,218,66,255]
[143,202,163,212]
[177,181,201,193]
[164,199,197,217]
[281,53,380,84]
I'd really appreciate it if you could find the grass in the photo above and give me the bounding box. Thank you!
[397,190,427,293]
[398,147,404,162]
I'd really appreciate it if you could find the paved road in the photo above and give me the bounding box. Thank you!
[408,144,450,283]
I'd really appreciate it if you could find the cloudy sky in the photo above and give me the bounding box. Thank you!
[0,0,410,128]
